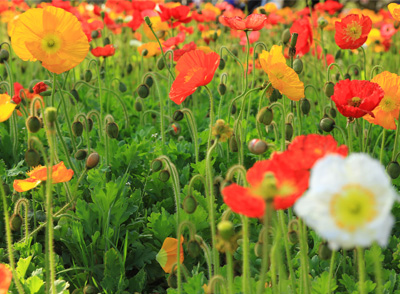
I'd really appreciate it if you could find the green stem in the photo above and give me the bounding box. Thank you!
[392,118,400,161]
[298,219,311,294]
[226,250,234,294]
[380,129,386,164]
[327,250,336,294]
[257,200,272,294]
[372,243,383,294]
[357,247,366,294]
[347,124,353,153]
[204,86,215,150]
[241,215,251,294]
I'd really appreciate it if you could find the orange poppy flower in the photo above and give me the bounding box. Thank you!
[13,162,74,192]
[91,45,116,57]
[364,71,400,130]
[0,94,17,123]
[222,13,267,31]
[259,45,304,101]
[334,14,372,50]
[388,3,400,21]
[169,49,220,105]
[0,264,12,294]
[156,236,184,273]
[11,6,89,74]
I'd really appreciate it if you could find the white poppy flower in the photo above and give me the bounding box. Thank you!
[294,153,397,250]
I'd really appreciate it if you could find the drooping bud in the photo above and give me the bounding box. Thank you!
[134,98,143,112]
[387,161,400,179]
[270,88,282,102]
[159,169,170,182]
[293,57,303,74]
[72,121,84,137]
[84,70,92,82]
[26,116,42,133]
[300,98,311,115]
[167,272,178,289]
[137,84,150,98]
[289,33,298,57]
[217,220,234,241]
[344,73,351,80]
[91,30,99,39]
[10,213,23,231]
[157,57,165,70]
[86,152,100,169]
[173,110,184,122]
[281,29,291,44]
[183,195,197,214]
[287,230,299,244]
[324,81,335,97]
[318,242,332,260]
[335,50,342,60]
[151,159,163,172]
[218,83,227,96]
[103,37,110,46]
[219,58,225,70]
[329,107,337,118]
[254,241,263,257]
[169,122,181,136]
[142,49,149,57]
[87,117,94,131]
[231,103,237,115]
[119,82,127,93]
[145,76,154,88]
[320,117,335,132]
[229,134,239,152]
[187,239,202,258]
[257,107,273,126]
[75,149,88,161]
[70,89,80,103]
[285,123,293,141]
[0,49,9,63]
[127,63,133,74]
[248,139,268,155]
[106,122,119,139]
[25,148,41,167]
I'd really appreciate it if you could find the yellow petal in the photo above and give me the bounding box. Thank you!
[0,94,16,123]
[13,178,41,193]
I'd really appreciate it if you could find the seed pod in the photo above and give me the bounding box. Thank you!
[135,98,143,112]
[0,49,9,63]
[318,242,332,260]
[218,220,234,241]
[83,285,97,294]
[169,122,181,136]
[257,107,273,126]
[300,98,311,115]
[26,116,42,133]
[320,117,335,132]
[281,28,291,44]
[103,37,110,46]
[187,239,202,258]
[387,161,400,179]
[72,121,84,137]
[119,82,127,93]
[86,152,100,169]
[127,63,133,74]
[25,148,41,167]
[324,81,335,97]
[293,58,303,74]
[248,139,268,155]
[75,149,88,161]
[218,83,227,96]
[151,159,163,172]
[84,70,92,82]
[173,110,184,122]
[183,195,197,214]
[106,122,119,139]
[10,214,23,231]
[157,57,165,70]
[229,135,239,153]
[159,169,170,182]
[137,84,150,98]
[287,230,299,244]
[87,117,94,131]
[285,123,293,141]
[145,76,154,88]
[219,58,225,70]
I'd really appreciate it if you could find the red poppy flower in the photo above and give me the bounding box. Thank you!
[131,0,155,11]
[174,41,196,61]
[290,18,313,56]
[335,14,372,50]
[0,264,12,294]
[178,25,194,35]
[169,50,220,105]
[126,10,143,31]
[222,154,309,217]
[159,5,191,28]
[33,82,47,95]
[91,45,116,57]
[222,14,267,31]
[315,0,343,15]
[331,79,384,118]
[163,32,186,48]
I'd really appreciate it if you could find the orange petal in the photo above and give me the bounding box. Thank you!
[13,178,41,192]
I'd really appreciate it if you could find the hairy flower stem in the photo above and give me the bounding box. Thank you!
[380,129,386,163]
[327,250,336,294]
[357,247,366,294]
[14,198,30,241]
[241,215,251,294]
[205,86,215,150]
[257,200,272,294]
[372,243,383,294]
[226,250,234,294]
[299,219,311,294]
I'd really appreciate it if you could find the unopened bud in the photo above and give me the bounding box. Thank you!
[290,33,298,49]
[103,37,110,46]
[169,122,181,136]
[83,285,97,294]
[257,107,273,126]
[287,230,299,244]
[317,16,328,29]
[84,70,92,82]
[217,220,234,241]
[344,73,351,80]
[320,117,335,132]
[318,242,332,260]
[329,107,337,118]
[137,84,150,98]
[75,149,88,161]
[0,49,9,63]
[45,107,57,125]
[218,83,227,96]
[248,139,268,155]
[87,117,94,131]
[270,88,282,102]
[127,63,133,74]
[144,16,152,26]
[167,272,178,289]
[157,57,165,70]
[281,29,291,44]
[86,152,100,169]
[219,58,225,70]
[119,82,127,93]
[335,50,342,60]
[285,123,293,141]
[135,98,143,112]
[300,98,311,115]
[70,89,80,103]
[10,214,22,231]
[145,76,154,88]
[387,161,400,179]
[91,30,99,39]
[231,103,237,115]
[187,239,201,258]
[72,121,84,137]
[106,122,119,139]
[159,169,170,182]
[25,148,41,167]
[151,159,163,172]
[142,49,149,56]
[229,134,239,152]
[324,81,335,97]
[26,116,42,133]
[183,195,197,214]
[293,58,303,74]
[173,110,184,122]
[254,241,263,257]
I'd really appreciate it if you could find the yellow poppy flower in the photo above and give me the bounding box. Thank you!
[0,94,17,123]
[11,6,89,74]
[143,16,169,40]
[138,42,161,58]
[389,3,400,21]
[259,45,304,101]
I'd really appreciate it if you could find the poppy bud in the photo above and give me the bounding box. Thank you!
[26,116,42,133]
[142,49,149,57]
[281,29,291,44]
[106,122,119,139]
[259,8,267,14]
[324,81,335,97]
[10,213,23,231]
[248,139,268,155]
[254,241,263,257]
[127,63,133,74]
[317,16,328,29]
[293,58,303,74]
[151,159,163,172]
[25,148,41,167]
[271,88,282,102]
[135,98,143,112]
[257,107,273,126]
[75,149,88,161]
[118,82,127,93]
[41,90,52,97]
[159,169,170,182]
[87,117,94,131]
[91,30,99,39]
[187,239,202,258]
[167,272,178,289]
[144,16,152,26]
[387,161,400,179]
[70,89,80,103]
[72,121,84,137]
[84,70,92,82]
[83,285,97,294]
[103,37,110,46]
[344,73,351,80]
[217,220,234,241]
[144,76,153,88]
[231,103,237,115]
[229,134,239,152]
[86,152,100,169]
[2,183,11,196]
[318,242,332,260]
[219,58,225,70]
[218,83,227,96]
[232,48,238,57]
[335,50,342,59]
[329,107,337,118]
[290,33,298,48]
[320,117,335,132]
[137,84,150,98]
[287,230,299,244]
[183,195,197,214]
[157,57,165,70]
[173,110,184,122]
[300,98,311,115]
[285,123,293,141]
[169,122,181,136]
[0,49,9,64]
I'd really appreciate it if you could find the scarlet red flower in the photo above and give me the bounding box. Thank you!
[0,264,12,294]
[331,79,384,119]
[33,82,47,95]
[222,14,267,31]
[169,50,220,105]
[159,5,191,28]
[163,32,186,48]
[335,14,372,50]
[290,18,313,56]
[173,41,196,61]
[315,0,343,15]
[131,0,155,11]
[91,45,116,57]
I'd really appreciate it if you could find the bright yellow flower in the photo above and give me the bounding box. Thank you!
[138,42,160,58]
[0,94,17,123]
[11,6,89,74]
[365,28,385,53]
[143,16,169,40]
[389,3,400,21]
[259,45,304,101]
[197,46,213,54]
[204,3,221,16]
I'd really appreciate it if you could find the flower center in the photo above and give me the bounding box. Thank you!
[344,21,362,41]
[380,97,397,112]
[330,184,377,232]
[349,96,362,107]
[251,172,278,199]
[41,34,62,54]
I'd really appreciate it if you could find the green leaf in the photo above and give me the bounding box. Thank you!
[101,248,124,292]
[129,268,146,292]
[52,280,70,294]
[312,271,337,294]
[16,256,33,279]
[25,275,45,294]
